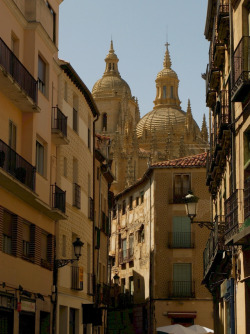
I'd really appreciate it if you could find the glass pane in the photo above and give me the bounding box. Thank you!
[182,175,190,195]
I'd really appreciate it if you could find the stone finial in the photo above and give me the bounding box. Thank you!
[201,114,209,143]
[185,99,193,133]
[163,42,172,69]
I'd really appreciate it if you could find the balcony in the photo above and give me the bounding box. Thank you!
[213,28,225,69]
[51,106,69,145]
[216,0,229,43]
[206,65,216,109]
[203,215,226,278]
[0,37,39,112]
[232,37,250,101]
[119,248,134,264]
[71,266,83,290]
[51,183,66,213]
[168,281,195,298]
[168,232,195,248]
[208,43,220,91]
[225,190,238,242]
[0,139,36,191]
[73,183,81,209]
[217,90,230,140]
[88,197,94,221]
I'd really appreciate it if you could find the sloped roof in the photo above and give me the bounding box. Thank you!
[151,152,207,168]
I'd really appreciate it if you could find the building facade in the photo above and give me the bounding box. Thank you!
[0,0,64,333]
[92,42,209,194]
[204,0,250,333]
[109,153,213,333]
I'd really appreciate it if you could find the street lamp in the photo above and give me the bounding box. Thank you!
[113,273,120,285]
[185,191,214,230]
[55,237,84,268]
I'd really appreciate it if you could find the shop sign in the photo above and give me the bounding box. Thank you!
[0,293,15,309]
[21,300,36,312]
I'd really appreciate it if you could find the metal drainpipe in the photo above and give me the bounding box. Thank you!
[229,2,236,333]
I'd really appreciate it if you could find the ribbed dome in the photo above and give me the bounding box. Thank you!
[92,75,132,98]
[136,107,187,138]
[156,67,178,79]
[92,40,132,99]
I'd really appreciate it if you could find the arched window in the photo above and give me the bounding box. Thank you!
[163,86,167,99]
[170,86,174,98]
[108,63,111,71]
[102,113,107,131]
[112,63,115,70]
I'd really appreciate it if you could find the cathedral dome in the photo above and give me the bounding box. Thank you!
[92,41,132,99]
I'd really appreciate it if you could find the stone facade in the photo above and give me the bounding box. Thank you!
[93,42,209,194]
[110,153,213,333]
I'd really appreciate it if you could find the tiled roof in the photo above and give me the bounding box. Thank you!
[151,152,207,168]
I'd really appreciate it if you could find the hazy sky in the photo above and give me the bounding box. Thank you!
[59,0,209,128]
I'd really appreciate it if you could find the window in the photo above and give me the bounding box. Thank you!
[129,276,134,296]
[118,234,121,249]
[173,174,190,203]
[136,197,139,206]
[140,191,144,204]
[129,196,133,210]
[121,278,126,293]
[172,217,191,248]
[173,263,192,297]
[2,211,14,255]
[36,140,45,176]
[73,108,78,132]
[9,120,16,150]
[163,86,167,99]
[170,86,174,98]
[102,113,107,131]
[129,234,134,258]
[122,200,126,215]
[22,222,31,257]
[122,238,127,260]
[38,56,46,95]
[46,1,56,43]
[138,225,144,243]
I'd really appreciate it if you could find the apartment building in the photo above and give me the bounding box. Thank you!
[0,0,64,333]
[204,0,250,333]
[109,153,213,334]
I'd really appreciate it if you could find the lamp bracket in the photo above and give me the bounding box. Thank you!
[55,258,78,269]
[192,221,214,231]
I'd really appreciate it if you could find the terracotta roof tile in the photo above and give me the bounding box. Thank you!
[151,152,207,168]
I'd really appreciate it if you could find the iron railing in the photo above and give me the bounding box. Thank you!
[88,197,94,220]
[232,36,250,100]
[168,232,195,248]
[73,183,81,209]
[51,183,66,213]
[51,106,67,137]
[71,266,83,290]
[217,90,230,139]
[244,178,250,222]
[217,0,229,27]
[0,139,36,191]
[0,37,37,103]
[225,190,238,239]
[168,281,195,298]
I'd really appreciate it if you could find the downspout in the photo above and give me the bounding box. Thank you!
[149,173,152,334]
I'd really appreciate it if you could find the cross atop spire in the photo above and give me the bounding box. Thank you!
[163,42,172,69]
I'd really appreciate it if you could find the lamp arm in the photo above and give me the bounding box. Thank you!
[55,258,78,269]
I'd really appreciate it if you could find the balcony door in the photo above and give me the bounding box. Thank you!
[173,263,192,297]
[172,216,191,248]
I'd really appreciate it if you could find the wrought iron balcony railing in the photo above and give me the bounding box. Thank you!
[217,90,230,139]
[73,183,81,209]
[225,190,239,240]
[0,37,37,103]
[51,183,66,213]
[51,106,67,137]
[71,266,83,290]
[244,178,250,222]
[168,232,195,248]
[232,36,250,101]
[168,281,195,298]
[0,139,36,191]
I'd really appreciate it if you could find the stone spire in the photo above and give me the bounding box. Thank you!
[163,42,172,69]
[185,99,193,134]
[201,114,209,143]
[104,40,120,76]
